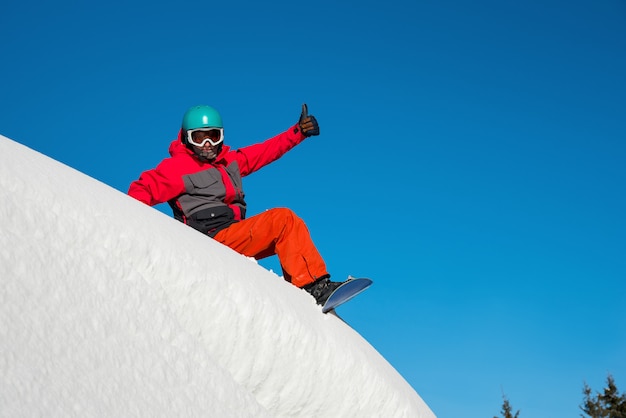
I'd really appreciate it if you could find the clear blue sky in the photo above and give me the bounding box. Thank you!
[2,0,625,416]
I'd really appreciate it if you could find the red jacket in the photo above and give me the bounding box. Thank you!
[128,124,307,235]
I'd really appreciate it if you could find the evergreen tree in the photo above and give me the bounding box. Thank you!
[581,375,626,418]
[494,395,520,418]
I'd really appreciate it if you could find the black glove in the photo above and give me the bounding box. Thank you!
[298,103,319,137]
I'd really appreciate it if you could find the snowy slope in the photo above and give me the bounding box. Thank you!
[0,135,435,417]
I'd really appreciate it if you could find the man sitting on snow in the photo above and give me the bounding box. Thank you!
[128,104,343,306]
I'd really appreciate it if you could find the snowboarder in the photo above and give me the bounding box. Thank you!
[128,104,344,306]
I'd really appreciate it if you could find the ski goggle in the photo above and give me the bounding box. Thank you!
[186,128,224,147]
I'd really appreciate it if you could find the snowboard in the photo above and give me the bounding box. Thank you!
[322,277,372,313]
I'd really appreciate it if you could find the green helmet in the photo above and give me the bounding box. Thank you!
[181,105,223,145]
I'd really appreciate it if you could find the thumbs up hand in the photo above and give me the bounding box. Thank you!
[298,103,320,137]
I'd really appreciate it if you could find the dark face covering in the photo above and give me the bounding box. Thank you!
[192,143,222,162]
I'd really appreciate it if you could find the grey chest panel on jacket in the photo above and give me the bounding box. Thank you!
[178,161,245,217]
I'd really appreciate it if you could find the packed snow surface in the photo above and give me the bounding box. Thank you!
[0,135,435,417]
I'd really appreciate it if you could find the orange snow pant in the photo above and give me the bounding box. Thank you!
[213,208,328,287]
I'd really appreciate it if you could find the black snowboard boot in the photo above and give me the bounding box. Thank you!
[303,275,345,306]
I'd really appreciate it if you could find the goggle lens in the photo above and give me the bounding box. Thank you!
[187,128,224,147]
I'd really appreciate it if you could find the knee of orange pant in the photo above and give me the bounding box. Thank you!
[268,207,300,223]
